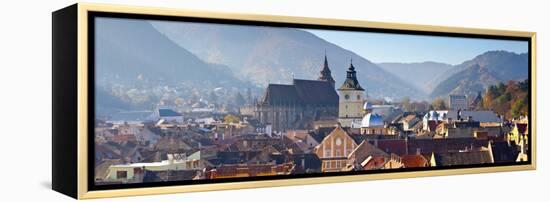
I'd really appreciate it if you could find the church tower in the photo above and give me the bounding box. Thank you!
[338,59,365,127]
[318,53,336,87]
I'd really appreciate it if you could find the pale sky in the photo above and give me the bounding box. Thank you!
[306,29,528,65]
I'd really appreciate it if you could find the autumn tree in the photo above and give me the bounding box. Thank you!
[482,79,529,119]
[224,114,240,123]
[410,101,430,112]
[401,97,411,112]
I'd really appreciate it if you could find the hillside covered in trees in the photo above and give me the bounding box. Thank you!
[479,79,529,119]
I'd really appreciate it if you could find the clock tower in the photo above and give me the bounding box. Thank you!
[338,59,365,127]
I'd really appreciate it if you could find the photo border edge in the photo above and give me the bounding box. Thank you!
[74,2,537,199]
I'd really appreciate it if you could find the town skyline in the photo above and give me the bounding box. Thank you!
[93,17,530,186]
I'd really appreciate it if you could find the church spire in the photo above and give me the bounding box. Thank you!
[318,51,335,87]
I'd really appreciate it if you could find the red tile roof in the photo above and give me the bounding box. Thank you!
[427,120,439,131]
[373,139,408,156]
[475,131,489,140]
[363,156,387,170]
[111,134,136,142]
[401,154,429,168]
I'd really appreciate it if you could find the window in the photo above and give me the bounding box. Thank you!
[325,161,330,169]
[357,94,361,100]
[335,138,342,146]
[336,161,341,168]
[325,149,331,157]
[335,150,341,157]
[116,171,127,179]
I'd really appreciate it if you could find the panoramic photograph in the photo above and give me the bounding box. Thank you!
[93,17,530,185]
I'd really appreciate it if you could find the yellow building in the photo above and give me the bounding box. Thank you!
[507,122,529,162]
[338,60,365,127]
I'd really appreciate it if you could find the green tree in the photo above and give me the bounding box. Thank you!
[511,96,528,118]
[431,97,447,110]
[483,80,529,119]
[518,79,529,91]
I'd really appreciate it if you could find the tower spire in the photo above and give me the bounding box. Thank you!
[338,57,364,91]
[324,50,328,68]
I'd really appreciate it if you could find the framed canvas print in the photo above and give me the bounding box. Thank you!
[52,3,536,199]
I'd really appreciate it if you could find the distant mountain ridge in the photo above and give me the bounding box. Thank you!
[95,18,528,106]
[151,21,427,100]
[95,18,250,112]
[377,61,453,94]
[96,18,244,87]
[378,51,528,99]
[430,51,528,98]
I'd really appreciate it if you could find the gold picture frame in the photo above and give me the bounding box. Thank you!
[52,3,536,199]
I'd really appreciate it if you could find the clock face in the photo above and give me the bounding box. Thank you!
[344,94,350,100]
[335,138,342,146]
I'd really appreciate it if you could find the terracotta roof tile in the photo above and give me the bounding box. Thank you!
[401,154,429,168]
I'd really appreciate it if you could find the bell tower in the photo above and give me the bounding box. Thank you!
[338,59,365,127]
